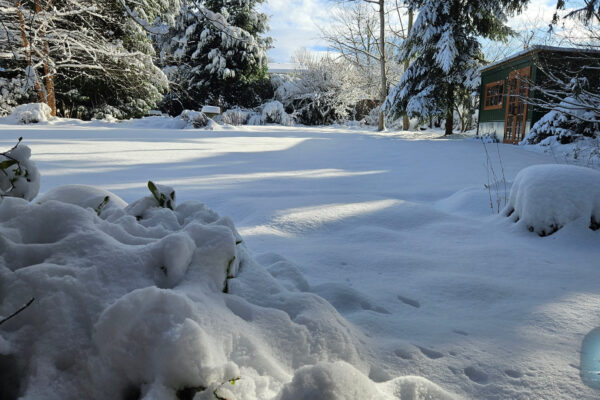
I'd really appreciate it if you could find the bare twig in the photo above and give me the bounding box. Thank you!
[0,297,35,326]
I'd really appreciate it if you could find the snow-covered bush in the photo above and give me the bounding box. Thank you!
[179,110,209,128]
[1,181,409,398]
[503,164,600,236]
[217,108,253,126]
[0,76,37,117]
[0,186,459,396]
[5,103,52,124]
[0,138,40,200]
[271,51,364,125]
[526,97,600,145]
[248,100,293,126]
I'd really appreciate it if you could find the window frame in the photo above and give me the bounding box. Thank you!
[483,80,505,111]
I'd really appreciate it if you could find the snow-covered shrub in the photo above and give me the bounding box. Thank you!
[5,103,52,124]
[217,108,253,126]
[526,97,600,145]
[91,105,126,121]
[37,184,127,215]
[125,181,176,218]
[0,76,37,117]
[0,138,40,200]
[271,51,364,125]
[179,109,209,128]
[0,182,403,398]
[363,105,381,126]
[503,164,600,236]
[248,100,293,126]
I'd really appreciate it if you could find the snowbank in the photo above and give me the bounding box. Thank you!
[0,183,454,399]
[503,164,600,235]
[3,103,52,124]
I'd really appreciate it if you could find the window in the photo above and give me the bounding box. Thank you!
[483,80,504,110]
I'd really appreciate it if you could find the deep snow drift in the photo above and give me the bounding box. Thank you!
[0,120,599,399]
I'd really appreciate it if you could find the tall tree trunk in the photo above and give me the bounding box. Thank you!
[402,9,413,131]
[445,84,455,136]
[16,1,45,104]
[38,0,56,116]
[377,0,386,132]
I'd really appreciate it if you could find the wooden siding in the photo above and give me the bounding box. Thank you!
[479,55,537,126]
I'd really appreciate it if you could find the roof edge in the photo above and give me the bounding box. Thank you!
[480,45,599,73]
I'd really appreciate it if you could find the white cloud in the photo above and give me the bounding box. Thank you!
[259,0,340,62]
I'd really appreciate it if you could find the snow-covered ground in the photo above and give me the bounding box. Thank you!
[1,119,599,399]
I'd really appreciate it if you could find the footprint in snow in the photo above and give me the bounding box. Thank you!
[394,347,415,360]
[312,283,391,314]
[504,369,523,379]
[397,295,420,308]
[464,366,489,384]
[417,346,444,359]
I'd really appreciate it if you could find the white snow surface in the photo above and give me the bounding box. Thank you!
[0,119,599,399]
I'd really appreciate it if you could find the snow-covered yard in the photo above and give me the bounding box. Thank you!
[1,120,599,399]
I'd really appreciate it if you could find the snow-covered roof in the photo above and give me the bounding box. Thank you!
[480,45,599,73]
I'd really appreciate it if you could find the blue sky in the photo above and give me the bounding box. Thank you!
[260,0,562,63]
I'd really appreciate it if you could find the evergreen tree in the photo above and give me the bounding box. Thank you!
[158,0,271,114]
[385,0,528,135]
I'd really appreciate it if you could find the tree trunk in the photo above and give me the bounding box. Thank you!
[38,0,56,116]
[42,43,56,116]
[445,84,455,136]
[402,9,413,131]
[377,0,386,132]
[16,1,45,104]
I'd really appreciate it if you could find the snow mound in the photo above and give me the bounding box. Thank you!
[277,362,456,400]
[5,103,52,124]
[36,184,127,213]
[503,164,600,235]
[0,184,451,399]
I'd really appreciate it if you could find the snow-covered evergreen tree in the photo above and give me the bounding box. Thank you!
[385,0,527,135]
[158,0,271,114]
[526,77,600,145]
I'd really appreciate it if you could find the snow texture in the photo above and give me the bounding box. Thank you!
[0,181,451,399]
[504,164,600,235]
[5,103,52,125]
[1,121,599,399]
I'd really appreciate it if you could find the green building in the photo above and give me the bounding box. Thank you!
[477,46,598,144]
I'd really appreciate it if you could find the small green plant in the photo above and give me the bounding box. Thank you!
[147,181,175,210]
[94,196,110,216]
[0,137,34,199]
